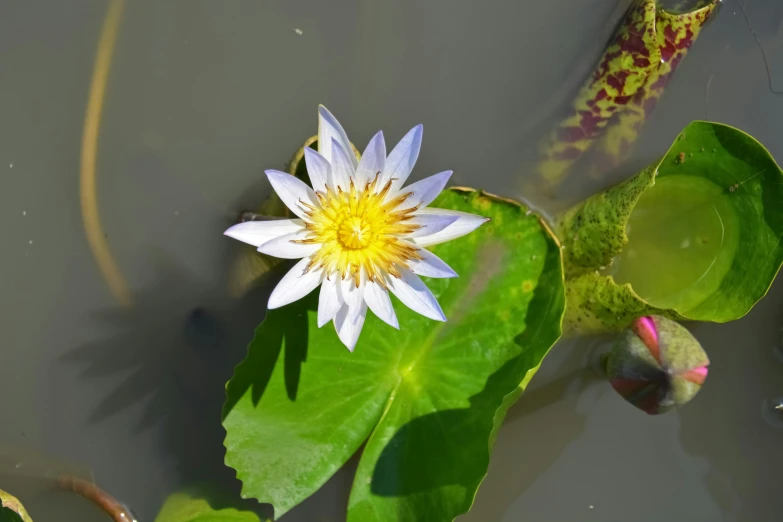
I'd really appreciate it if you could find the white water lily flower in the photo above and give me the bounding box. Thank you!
[225,106,489,351]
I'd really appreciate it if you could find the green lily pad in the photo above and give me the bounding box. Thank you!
[557,121,783,334]
[222,188,565,521]
[153,490,263,522]
[0,491,30,522]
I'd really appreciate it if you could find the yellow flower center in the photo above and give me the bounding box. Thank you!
[296,174,423,286]
[338,216,371,249]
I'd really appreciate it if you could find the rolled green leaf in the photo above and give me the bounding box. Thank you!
[558,121,783,334]
[222,188,565,521]
[536,0,719,190]
[0,491,31,522]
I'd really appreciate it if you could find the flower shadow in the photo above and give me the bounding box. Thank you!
[59,252,281,512]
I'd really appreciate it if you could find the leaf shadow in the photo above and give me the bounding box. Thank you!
[58,251,280,514]
[368,338,604,500]
[458,336,605,521]
[221,293,314,419]
[368,256,587,501]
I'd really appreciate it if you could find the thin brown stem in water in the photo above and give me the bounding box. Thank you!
[56,476,137,522]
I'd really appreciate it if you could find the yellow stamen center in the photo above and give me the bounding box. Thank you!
[338,216,371,249]
[296,173,422,286]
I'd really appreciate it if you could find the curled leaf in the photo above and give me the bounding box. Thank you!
[0,491,31,522]
[558,121,783,334]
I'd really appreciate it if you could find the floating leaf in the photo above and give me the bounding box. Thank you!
[222,188,565,521]
[153,489,263,522]
[0,491,31,522]
[536,0,719,190]
[558,121,783,334]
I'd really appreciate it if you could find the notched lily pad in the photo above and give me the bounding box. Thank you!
[222,188,565,521]
[558,121,783,334]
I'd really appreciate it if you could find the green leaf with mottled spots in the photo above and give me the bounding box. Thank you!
[558,121,783,334]
[153,489,264,522]
[222,188,565,522]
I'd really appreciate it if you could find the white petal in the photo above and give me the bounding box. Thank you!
[396,171,452,210]
[303,147,332,192]
[409,248,458,279]
[411,208,490,247]
[387,269,446,322]
[257,230,321,259]
[318,105,357,169]
[339,275,364,321]
[333,302,367,352]
[268,257,323,309]
[330,139,355,191]
[265,170,319,220]
[404,213,460,238]
[318,275,343,327]
[355,131,386,186]
[381,124,422,191]
[363,280,399,329]
[224,219,305,247]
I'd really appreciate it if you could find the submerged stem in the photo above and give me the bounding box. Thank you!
[56,476,137,522]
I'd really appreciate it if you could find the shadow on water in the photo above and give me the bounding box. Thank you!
[458,335,608,522]
[60,250,282,515]
[676,279,783,521]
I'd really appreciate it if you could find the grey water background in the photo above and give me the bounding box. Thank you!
[0,0,782,520]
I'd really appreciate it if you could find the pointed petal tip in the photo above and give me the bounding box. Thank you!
[435,169,453,185]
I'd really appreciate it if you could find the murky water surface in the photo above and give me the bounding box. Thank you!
[1,1,782,521]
